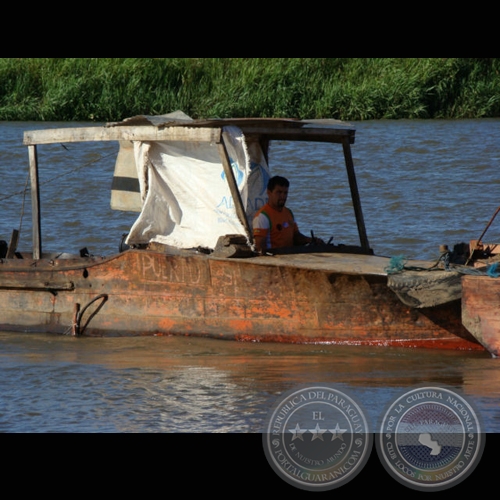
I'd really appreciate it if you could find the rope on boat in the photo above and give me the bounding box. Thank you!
[384,254,449,274]
[68,294,109,336]
[384,255,408,274]
[384,254,491,276]
[487,262,500,278]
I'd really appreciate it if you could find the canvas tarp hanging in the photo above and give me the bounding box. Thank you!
[125,126,270,250]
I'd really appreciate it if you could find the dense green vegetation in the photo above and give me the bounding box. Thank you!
[0,58,499,121]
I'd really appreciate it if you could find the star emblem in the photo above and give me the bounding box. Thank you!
[309,423,327,441]
[329,422,347,441]
[289,423,307,441]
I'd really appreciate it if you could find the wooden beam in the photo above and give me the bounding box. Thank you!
[28,145,42,259]
[238,126,355,144]
[24,126,222,146]
[24,124,353,146]
[6,229,19,259]
[0,278,75,290]
[342,137,370,252]
[217,138,254,246]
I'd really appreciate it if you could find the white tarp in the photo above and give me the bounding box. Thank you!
[126,126,270,250]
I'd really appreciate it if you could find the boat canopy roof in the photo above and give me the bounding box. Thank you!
[24,111,355,146]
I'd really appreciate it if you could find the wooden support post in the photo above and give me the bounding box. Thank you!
[6,229,19,259]
[28,145,42,259]
[342,137,370,252]
[72,303,81,336]
[217,137,254,246]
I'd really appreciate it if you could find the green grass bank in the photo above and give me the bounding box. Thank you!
[1,58,499,121]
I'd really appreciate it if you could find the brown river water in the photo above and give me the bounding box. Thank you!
[1,119,499,491]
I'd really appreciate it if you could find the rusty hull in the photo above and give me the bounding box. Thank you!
[0,249,485,352]
[462,275,500,357]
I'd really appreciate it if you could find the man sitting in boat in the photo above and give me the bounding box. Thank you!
[252,175,324,253]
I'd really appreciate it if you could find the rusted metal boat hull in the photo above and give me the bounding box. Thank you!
[0,250,484,352]
[462,275,500,357]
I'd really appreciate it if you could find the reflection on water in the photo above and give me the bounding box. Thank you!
[0,333,498,433]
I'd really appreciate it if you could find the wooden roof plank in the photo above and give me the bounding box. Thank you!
[24,126,222,146]
[24,121,355,146]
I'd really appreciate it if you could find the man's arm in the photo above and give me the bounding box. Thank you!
[294,231,325,246]
[253,212,270,253]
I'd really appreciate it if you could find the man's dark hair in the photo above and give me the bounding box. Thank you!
[267,175,289,191]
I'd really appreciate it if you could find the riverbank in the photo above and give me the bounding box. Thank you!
[1,58,499,121]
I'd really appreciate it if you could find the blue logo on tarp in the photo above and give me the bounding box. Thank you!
[221,158,245,186]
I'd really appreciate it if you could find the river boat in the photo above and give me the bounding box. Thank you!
[0,112,496,355]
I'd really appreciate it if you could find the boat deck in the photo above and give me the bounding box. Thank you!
[220,251,434,276]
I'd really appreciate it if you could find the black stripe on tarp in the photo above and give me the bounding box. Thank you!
[111,177,141,193]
